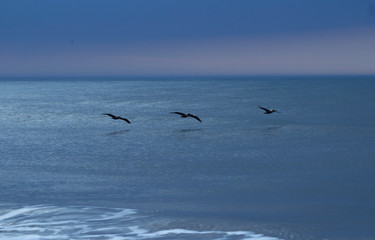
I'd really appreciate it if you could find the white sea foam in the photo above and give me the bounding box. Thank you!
[0,206,43,221]
[0,205,282,240]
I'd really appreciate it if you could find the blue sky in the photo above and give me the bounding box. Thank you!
[1,0,375,77]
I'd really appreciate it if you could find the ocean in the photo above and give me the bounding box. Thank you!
[0,76,374,240]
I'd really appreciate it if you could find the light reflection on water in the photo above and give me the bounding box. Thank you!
[0,77,375,240]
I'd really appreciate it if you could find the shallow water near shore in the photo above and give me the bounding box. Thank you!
[1,77,374,239]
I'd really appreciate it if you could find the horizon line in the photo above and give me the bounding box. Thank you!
[1,74,375,80]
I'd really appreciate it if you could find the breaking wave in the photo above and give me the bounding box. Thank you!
[0,205,281,240]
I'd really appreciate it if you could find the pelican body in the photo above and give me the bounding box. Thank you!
[170,112,202,122]
[103,113,131,124]
[258,106,279,114]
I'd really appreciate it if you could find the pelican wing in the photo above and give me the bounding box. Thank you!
[119,117,131,124]
[258,106,271,112]
[170,112,186,116]
[103,113,117,119]
[188,114,202,122]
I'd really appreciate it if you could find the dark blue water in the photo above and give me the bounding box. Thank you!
[0,77,374,240]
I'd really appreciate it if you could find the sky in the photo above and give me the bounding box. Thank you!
[1,0,375,77]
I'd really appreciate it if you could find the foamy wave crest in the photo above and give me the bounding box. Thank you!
[0,205,282,240]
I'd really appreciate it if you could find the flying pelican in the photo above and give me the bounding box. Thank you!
[258,106,279,114]
[170,112,202,122]
[103,113,131,124]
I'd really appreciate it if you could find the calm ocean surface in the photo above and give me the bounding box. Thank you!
[0,77,374,240]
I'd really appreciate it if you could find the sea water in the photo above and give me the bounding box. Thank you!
[0,77,374,240]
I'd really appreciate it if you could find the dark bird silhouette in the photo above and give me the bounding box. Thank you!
[103,113,131,124]
[170,112,202,122]
[258,106,279,114]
